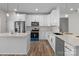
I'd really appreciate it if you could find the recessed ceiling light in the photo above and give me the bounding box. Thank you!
[6,13,9,17]
[17,13,20,16]
[14,9,17,11]
[77,8,79,12]
[65,14,68,17]
[35,8,38,11]
[70,8,74,11]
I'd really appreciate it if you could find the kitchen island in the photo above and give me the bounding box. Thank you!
[0,33,30,55]
[54,33,79,56]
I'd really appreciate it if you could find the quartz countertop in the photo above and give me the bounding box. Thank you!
[54,33,79,46]
[0,33,30,38]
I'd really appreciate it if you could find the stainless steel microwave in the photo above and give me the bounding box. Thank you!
[31,22,39,26]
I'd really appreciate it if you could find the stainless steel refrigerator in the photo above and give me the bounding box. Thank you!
[14,21,25,33]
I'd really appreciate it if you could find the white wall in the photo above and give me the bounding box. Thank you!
[69,13,79,34]
[0,10,7,33]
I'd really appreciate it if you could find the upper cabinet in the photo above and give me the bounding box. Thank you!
[8,8,60,27]
[49,8,60,26]
[39,15,50,26]
[25,7,60,26]
[26,15,50,26]
[0,10,7,33]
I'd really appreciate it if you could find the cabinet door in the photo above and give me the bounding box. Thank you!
[39,32,43,40]
[26,15,31,26]
[39,16,44,26]
[47,33,56,52]
[48,35,51,46]
[51,34,56,52]
[46,15,50,26]
[64,42,74,56]
[42,15,50,26]
[39,32,48,40]
[55,37,64,56]
[26,34,30,52]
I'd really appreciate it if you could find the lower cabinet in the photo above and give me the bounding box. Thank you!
[55,37,75,56]
[47,33,56,53]
[39,32,49,40]
[39,32,79,56]
[48,34,75,56]
[51,34,56,52]
[64,44,79,56]
[55,37,64,56]
[64,42,75,56]
[47,34,79,56]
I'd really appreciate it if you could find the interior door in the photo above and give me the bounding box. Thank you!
[60,18,69,32]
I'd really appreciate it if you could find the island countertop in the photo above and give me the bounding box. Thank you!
[0,33,30,38]
[54,33,79,46]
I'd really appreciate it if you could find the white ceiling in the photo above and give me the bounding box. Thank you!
[0,3,79,15]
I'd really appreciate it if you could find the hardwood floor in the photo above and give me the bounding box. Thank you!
[27,40,54,56]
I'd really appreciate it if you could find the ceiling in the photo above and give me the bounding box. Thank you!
[0,3,79,15]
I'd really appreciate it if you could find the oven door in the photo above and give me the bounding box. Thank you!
[31,32,39,41]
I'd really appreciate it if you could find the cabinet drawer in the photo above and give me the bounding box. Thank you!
[64,46,74,52]
[65,52,74,56]
[65,43,74,51]
[64,43,74,56]
[64,47,74,56]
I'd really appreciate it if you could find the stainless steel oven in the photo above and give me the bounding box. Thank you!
[31,22,39,41]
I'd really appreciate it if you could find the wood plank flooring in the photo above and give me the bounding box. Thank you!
[27,40,54,56]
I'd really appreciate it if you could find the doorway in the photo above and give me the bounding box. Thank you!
[60,18,69,32]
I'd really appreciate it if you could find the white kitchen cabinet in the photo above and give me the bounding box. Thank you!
[26,15,48,26]
[44,15,50,26]
[39,32,48,40]
[39,15,50,26]
[49,9,59,26]
[51,34,56,52]
[39,32,44,40]
[38,15,44,26]
[48,33,51,46]
[26,9,59,26]
[64,42,75,56]
[26,15,34,26]
[47,33,56,52]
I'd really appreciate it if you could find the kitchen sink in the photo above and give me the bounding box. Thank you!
[76,36,79,37]
[54,33,63,35]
